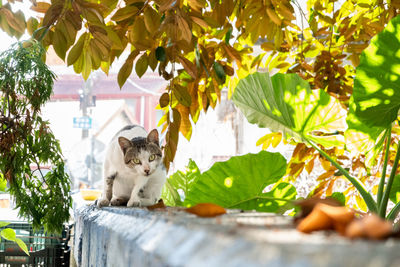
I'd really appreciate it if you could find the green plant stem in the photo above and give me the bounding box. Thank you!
[378,127,391,209]
[307,140,378,213]
[387,201,400,221]
[379,140,400,218]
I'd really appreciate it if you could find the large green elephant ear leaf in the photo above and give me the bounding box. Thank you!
[232,72,347,148]
[351,15,400,130]
[345,101,387,165]
[184,151,297,212]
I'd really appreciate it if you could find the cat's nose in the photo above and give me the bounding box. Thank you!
[144,169,150,175]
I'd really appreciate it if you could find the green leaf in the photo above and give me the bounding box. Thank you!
[0,221,10,228]
[155,46,166,62]
[118,57,134,88]
[351,15,400,130]
[161,159,200,206]
[67,33,86,66]
[345,101,386,164]
[15,238,29,255]
[225,28,232,44]
[135,53,148,78]
[0,173,6,192]
[52,29,67,60]
[82,51,92,80]
[389,175,400,204]
[105,26,123,50]
[1,228,16,241]
[184,151,297,212]
[173,84,192,107]
[232,72,347,148]
[328,192,346,206]
[213,61,226,83]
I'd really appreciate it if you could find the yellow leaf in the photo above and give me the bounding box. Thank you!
[188,0,206,11]
[317,170,335,181]
[129,17,147,44]
[135,53,148,78]
[190,16,208,28]
[262,139,271,150]
[26,17,38,36]
[173,84,192,107]
[53,29,67,60]
[67,33,87,66]
[144,7,160,33]
[118,51,138,88]
[89,41,102,70]
[176,104,192,140]
[355,195,367,212]
[0,8,25,33]
[73,53,84,73]
[177,15,192,42]
[271,132,282,148]
[261,42,275,51]
[372,184,379,195]
[82,52,92,80]
[111,5,138,22]
[148,50,158,71]
[178,56,197,79]
[30,2,51,13]
[276,3,295,21]
[256,133,273,146]
[305,157,315,174]
[266,8,281,26]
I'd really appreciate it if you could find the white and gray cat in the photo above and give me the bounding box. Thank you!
[97,125,166,208]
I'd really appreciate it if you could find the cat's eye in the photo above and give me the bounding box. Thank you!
[131,158,141,164]
[149,154,156,162]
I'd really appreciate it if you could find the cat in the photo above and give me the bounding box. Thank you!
[97,125,166,208]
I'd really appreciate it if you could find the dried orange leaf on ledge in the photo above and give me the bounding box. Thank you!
[317,203,355,224]
[185,203,226,217]
[147,199,167,211]
[346,214,393,240]
[294,197,341,222]
[297,203,354,234]
[297,205,332,233]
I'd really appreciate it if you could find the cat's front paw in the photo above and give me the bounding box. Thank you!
[127,198,141,207]
[97,198,110,207]
[110,197,128,206]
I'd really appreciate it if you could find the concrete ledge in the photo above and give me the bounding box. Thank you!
[74,205,400,267]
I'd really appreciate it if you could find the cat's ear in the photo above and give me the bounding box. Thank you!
[147,129,159,145]
[118,137,132,154]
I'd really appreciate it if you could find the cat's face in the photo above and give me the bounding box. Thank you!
[118,129,163,176]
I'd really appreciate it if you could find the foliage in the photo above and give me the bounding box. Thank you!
[233,13,400,219]
[2,0,398,171]
[161,158,200,206]
[0,177,29,255]
[232,72,347,148]
[163,151,297,213]
[0,41,71,233]
[0,222,29,256]
[233,72,377,213]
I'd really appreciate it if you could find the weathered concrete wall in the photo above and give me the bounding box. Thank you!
[74,205,400,267]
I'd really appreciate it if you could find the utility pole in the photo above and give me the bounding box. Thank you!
[78,73,97,187]
[79,77,95,139]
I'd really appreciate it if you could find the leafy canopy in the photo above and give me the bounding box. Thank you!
[0,41,71,233]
